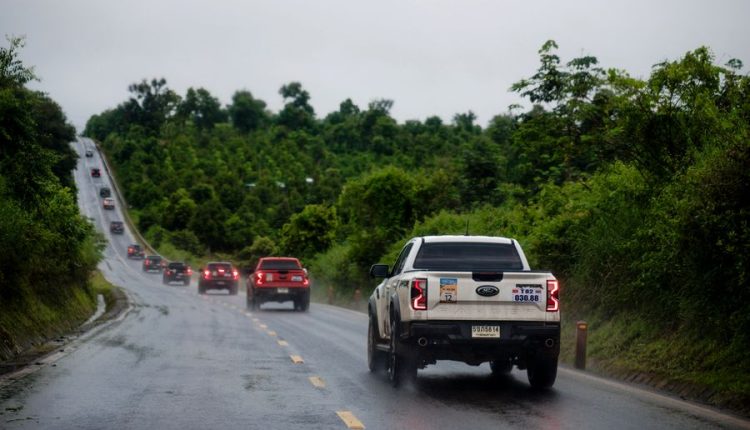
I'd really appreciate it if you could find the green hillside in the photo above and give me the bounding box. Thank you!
[85,41,750,411]
[0,38,103,360]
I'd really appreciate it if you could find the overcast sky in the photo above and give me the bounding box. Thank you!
[3,0,749,131]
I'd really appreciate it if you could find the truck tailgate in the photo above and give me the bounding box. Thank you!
[423,271,556,322]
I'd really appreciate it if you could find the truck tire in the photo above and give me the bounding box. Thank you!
[490,358,513,375]
[198,285,206,295]
[527,354,558,389]
[247,288,258,311]
[229,285,238,295]
[300,292,310,312]
[388,317,417,387]
[367,314,387,373]
[184,279,190,286]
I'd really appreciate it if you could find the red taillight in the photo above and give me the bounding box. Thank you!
[232,269,239,280]
[546,279,560,312]
[255,271,264,286]
[187,267,192,275]
[410,278,427,311]
[303,277,309,287]
[203,269,210,279]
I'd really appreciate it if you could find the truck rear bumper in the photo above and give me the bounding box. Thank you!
[404,320,560,364]
[253,287,309,303]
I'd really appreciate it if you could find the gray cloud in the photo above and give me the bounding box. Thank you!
[3,0,748,131]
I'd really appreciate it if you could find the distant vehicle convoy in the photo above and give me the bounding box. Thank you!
[163,262,192,286]
[367,235,560,388]
[246,257,310,311]
[199,262,239,295]
[102,197,115,210]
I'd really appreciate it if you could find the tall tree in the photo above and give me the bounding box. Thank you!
[228,90,268,133]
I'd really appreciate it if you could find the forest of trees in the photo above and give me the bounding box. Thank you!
[0,38,102,359]
[85,41,749,400]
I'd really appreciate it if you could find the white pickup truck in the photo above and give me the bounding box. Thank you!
[367,235,560,388]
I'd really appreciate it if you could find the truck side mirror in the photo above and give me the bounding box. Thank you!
[369,264,390,278]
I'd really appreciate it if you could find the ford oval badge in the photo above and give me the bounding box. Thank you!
[476,285,500,297]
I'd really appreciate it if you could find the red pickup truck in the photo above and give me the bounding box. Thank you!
[246,257,310,311]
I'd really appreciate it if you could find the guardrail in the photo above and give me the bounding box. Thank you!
[88,137,157,256]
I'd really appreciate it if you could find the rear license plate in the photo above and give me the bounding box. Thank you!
[291,275,302,282]
[277,288,289,294]
[471,325,500,338]
[216,281,226,286]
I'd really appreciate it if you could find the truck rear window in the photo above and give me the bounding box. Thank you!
[259,260,301,270]
[413,242,523,271]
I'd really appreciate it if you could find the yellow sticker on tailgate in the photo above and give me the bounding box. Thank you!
[440,278,458,303]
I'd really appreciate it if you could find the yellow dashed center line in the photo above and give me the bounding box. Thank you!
[277,340,288,346]
[336,411,365,429]
[290,355,304,364]
[259,324,268,329]
[309,376,325,388]
[267,331,277,337]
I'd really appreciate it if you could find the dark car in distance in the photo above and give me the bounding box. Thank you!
[143,255,165,273]
[99,186,111,198]
[110,221,124,234]
[163,262,192,286]
[85,149,94,157]
[91,168,101,177]
[127,244,145,259]
[198,262,239,295]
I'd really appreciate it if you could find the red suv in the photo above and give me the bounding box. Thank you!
[198,262,239,295]
[247,257,310,311]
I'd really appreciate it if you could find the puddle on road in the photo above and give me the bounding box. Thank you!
[97,335,156,364]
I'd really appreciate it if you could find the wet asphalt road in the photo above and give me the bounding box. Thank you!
[0,137,748,429]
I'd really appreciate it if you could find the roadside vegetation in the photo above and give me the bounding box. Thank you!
[0,38,103,361]
[85,41,749,409]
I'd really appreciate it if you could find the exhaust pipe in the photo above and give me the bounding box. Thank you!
[544,338,555,348]
[417,337,428,347]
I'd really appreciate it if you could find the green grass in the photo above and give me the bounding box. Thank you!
[89,270,116,311]
[0,279,97,361]
[559,312,750,413]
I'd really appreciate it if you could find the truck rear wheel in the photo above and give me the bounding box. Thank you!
[388,318,417,387]
[367,314,387,373]
[527,354,558,389]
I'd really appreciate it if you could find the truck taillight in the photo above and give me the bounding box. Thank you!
[411,278,427,311]
[303,277,309,287]
[187,267,192,275]
[232,269,239,280]
[546,279,559,312]
[203,270,210,279]
[255,271,264,286]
